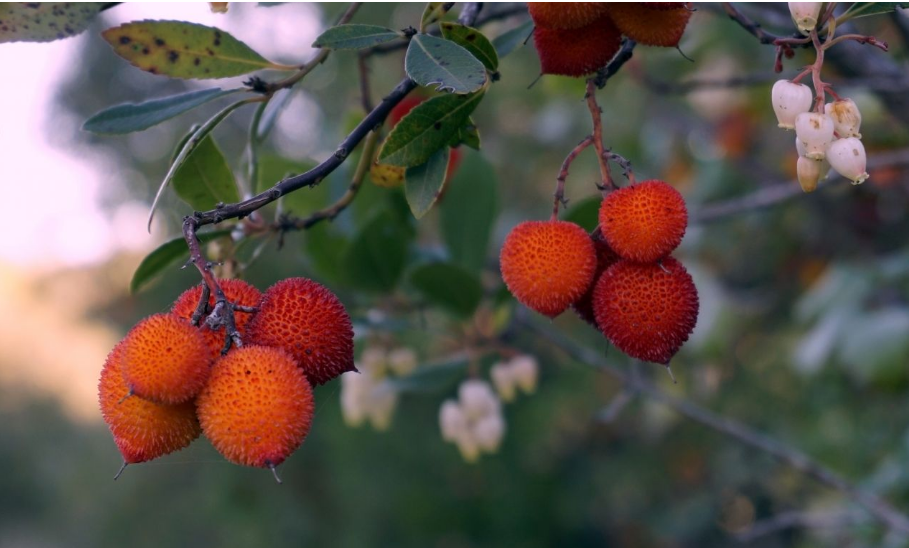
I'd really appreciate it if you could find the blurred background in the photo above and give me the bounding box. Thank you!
[2,2,909,547]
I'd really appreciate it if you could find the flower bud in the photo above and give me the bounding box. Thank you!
[795,112,834,160]
[826,137,869,185]
[387,347,417,377]
[797,156,821,193]
[788,2,822,34]
[455,433,481,463]
[359,346,387,378]
[796,137,831,177]
[340,373,369,427]
[490,362,517,402]
[824,99,862,139]
[366,384,397,431]
[473,414,506,453]
[459,380,499,420]
[510,355,539,394]
[439,400,468,442]
[772,80,813,130]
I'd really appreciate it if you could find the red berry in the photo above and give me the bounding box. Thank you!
[572,227,621,326]
[529,2,610,30]
[606,2,693,48]
[534,14,622,77]
[599,180,688,263]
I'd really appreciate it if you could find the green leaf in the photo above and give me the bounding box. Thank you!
[491,19,533,58]
[838,2,906,22]
[404,34,488,94]
[420,2,451,30]
[839,309,909,383]
[447,117,480,150]
[130,229,233,294]
[83,88,241,134]
[304,222,350,284]
[172,134,240,211]
[342,208,414,292]
[439,151,499,272]
[102,20,280,79]
[312,24,403,50]
[563,196,602,232]
[410,262,483,317]
[0,3,105,43]
[404,148,450,219]
[385,354,469,393]
[440,22,498,72]
[378,90,484,167]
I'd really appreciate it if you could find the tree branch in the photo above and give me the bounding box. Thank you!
[518,314,909,535]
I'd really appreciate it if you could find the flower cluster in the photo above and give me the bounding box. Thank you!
[439,380,506,463]
[340,346,417,431]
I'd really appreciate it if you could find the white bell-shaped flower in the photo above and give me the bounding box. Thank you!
[797,156,822,193]
[340,372,370,427]
[795,112,835,160]
[366,383,398,431]
[459,380,499,421]
[490,362,517,402]
[439,400,468,442]
[796,137,831,177]
[510,355,539,394]
[824,99,862,138]
[772,80,813,130]
[826,137,869,185]
[473,414,506,452]
[788,2,822,34]
[387,347,417,376]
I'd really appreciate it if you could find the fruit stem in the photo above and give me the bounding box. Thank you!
[584,80,617,191]
[552,135,595,220]
[809,29,827,112]
[113,461,128,481]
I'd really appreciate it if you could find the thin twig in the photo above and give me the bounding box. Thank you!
[584,80,615,190]
[552,136,594,220]
[734,508,866,543]
[357,52,374,113]
[591,38,636,89]
[519,314,909,535]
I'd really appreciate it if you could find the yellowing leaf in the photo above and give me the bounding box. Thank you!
[0,3,105,43]
[370,162,405,188]
[102,20,284,79]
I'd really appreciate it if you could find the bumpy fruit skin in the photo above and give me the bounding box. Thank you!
[500,220,597,318]
[528,2,609,30]
[197,346,314,468]
[99,342,201,464]
[606,3,692,47]
[121,314,212,404]
[246,277,355,386]
[534,14,622,77]
[572,227,621,326]
[171,279,263,360]
[599,180,688,263]
[593,257,699,364]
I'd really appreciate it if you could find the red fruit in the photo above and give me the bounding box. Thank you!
[572,227,621,326]
[246,277,355,386]
[593,257,699,364]
[606,2,693,47]
[197,346,314,469]
[99,342,201,465]
[121,314,212,404]
[528,2,610,30]
[388,95,425,127]
[534,14,623,77]
[599,180,688,263]
[171,279,263,360]
[500,220,597,318]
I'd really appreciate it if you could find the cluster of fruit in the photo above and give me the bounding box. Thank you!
[530,2,693,77]
[771,3,868,192]
[98,277,354,479]
[500,180,699,366]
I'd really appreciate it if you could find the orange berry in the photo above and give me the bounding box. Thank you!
[196,346,314,469]
[120,313,212,404]
[171,279,263,360]
[98,342,201,465]
[572,227,621,326]
[500,220,597,318]
[534,14,622,77]
[606,2,693,48]
[593,257,699,364]
[529,2,610,30]
[246,278,355,386]
[599,180,688,263]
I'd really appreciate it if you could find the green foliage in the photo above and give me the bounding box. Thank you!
[439,151,499,273]
[171,134,240,211]
[838,2,907,23]
[404,148,450,218]
[342,208,415,291]
[0,3,105,43]
[447,117,481,150]
[404,34,488,94]
[563,196,601,232]
[83,88,241,134]
[491,18,533,58]
[311,24,403,50]
[378,91,484,167]
[420,2,452,31]
[101,21,277,79]
[440,22,499,72]
[409,262,483,317]
[130,229,233,293]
